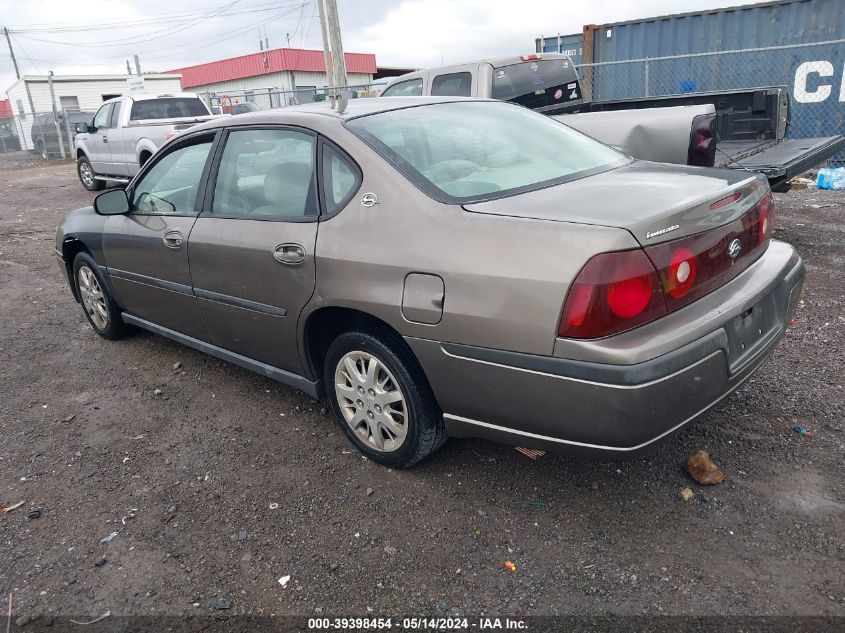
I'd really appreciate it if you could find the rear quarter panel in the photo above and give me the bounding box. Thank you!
[303,122,639,358]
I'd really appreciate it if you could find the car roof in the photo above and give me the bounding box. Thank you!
[190,96,491,131]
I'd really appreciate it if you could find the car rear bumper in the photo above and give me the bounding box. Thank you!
[405,240,804,456]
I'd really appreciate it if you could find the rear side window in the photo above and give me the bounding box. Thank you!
[129,98,208,121]
[211,129,317,219]
[381,79,423,97]
[321,144,360,215]
[431,72,472,97]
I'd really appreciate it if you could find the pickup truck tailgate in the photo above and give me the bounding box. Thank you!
[717,136,845,189]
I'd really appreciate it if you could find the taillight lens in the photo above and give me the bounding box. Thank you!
[558,249,667,339]
[558,190,775,339]
[688,114,716,167]
[645,191,774,312]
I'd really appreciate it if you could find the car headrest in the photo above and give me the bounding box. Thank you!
[263,163,313,214]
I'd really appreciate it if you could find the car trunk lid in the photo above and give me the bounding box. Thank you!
[462,160,765,246]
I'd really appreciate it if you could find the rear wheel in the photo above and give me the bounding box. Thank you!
[35,140,48,160]
[324,329,446,468]
[73,252,130,340]
[77,156,105,191]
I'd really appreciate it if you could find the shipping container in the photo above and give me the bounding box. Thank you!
[582,0,844,63]
[535,0,845,143]
[535,33,584,65]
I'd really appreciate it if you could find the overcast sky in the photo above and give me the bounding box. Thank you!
[1,0,756,94]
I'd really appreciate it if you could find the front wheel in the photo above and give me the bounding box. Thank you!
[77,156,105,191]
[324,329,446,468]
[73,252,130,340]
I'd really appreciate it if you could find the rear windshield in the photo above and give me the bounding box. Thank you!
[491,59,582,111]
[347,101,625,203]
[129,98,208,121]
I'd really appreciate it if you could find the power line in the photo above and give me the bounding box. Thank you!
[13,0,245,47]
[6,0,300,32]
[8,3,312,66]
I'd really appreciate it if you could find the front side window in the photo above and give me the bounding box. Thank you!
[347,101,626,203]
[431,72,472,97]
[131,139,214,214]
[381,79,423,97]
[321,145,360,215]
[93,104,113,130]
[212,129,316,219]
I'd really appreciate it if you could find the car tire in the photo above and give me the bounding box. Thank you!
[324,328,447,468]
[77,156,105,191]
[73,252,130,340]
[35,140,48,160]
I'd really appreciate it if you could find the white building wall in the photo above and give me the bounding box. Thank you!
[6,75,183,150]
[190,71,374,94]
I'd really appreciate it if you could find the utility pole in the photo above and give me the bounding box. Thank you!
[316,0,336,109]
[4,27,20,80]
[126,60,132,75]
[47,71,66,159]
[134,55,142,76]
[324,0,348,112]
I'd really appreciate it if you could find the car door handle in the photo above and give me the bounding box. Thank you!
[163,231,184,249]
[102,135,108,143]
[273,243,306,265]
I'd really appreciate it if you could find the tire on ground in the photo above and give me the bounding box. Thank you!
[324,328,447,468]
[77,156,105,191]
[72,252,130,340]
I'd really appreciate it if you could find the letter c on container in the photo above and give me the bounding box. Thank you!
[794,60,833,103]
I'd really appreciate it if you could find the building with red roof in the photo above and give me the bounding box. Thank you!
[166,47,377,108]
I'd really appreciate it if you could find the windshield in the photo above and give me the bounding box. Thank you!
[347,101,625,203]
[491,59,582,111]
[129,98,208,121]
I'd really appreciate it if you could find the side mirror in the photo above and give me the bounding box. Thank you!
[94,189,130,215]
[75,122,90,134]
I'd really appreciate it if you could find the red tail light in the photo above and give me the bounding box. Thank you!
[558,249,666,338]
[688,114,716,167]
[559,190,775,339]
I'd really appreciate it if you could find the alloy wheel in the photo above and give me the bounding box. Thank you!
[79,162,94,188]
[334,351,408,452]
[77,265,108,330]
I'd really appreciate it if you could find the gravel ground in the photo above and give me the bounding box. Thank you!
[0,161,843,623]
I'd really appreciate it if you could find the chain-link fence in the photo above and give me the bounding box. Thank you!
[198,82,382,113]
[0,109,93,158]
[575,39,845,146]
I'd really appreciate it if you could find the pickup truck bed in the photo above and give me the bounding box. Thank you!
[560,86,844,189]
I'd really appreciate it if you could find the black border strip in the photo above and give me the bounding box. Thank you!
[105,267,193,296]
[194,287,286,317]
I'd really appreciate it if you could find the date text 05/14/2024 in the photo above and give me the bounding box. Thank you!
[307,617,527,630]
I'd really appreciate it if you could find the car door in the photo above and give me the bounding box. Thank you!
[187,126,323,374]
[102,131,218,340]
[88,103,114,172]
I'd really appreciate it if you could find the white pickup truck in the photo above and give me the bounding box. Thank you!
[73,93,216,191]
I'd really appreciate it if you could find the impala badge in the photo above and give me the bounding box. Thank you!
[361,192,378,207]
[728,238,742,259]
[645,224,680,240]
